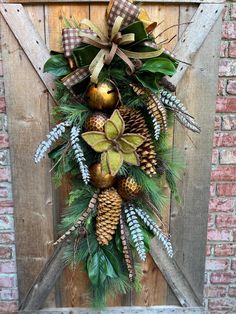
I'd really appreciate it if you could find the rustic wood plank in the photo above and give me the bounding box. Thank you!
[19,306,205,314]
[168,7,223,305]
[132,4,179,307]
[0,5,55,307]
[0,3,55,97]
[170,3,225,85]
[2,0,225,4]
[45,3,91,308]
[19,243,66,311]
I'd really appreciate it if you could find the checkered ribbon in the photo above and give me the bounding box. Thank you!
[62,67,90,90]
[107,0,139,34]
[62,28,95,58]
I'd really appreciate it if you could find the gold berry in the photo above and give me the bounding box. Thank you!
[84,112,108,132]
[117,176,142,200]
[89,162,116,189]
[86,81,118,111]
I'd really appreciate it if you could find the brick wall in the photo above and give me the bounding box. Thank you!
[0,3,235,314]
[204,2,236,313]
[0,39,18,312]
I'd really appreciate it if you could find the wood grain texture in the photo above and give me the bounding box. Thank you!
[131,4,179,307]
[20,306,205,314]
[170,3,225,85]
[0,4,55,98]
[0,5,55,308]
[168,6,223,305]
[2,0,225,3]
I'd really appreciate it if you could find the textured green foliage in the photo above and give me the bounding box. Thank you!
[140,57,177,76]
[44,54,71,77]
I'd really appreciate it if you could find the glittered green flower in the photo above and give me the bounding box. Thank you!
[82,109,145,175]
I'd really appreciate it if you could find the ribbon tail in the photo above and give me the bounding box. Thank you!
[120,47,164,59]
[116,48,135,74]
[89,50,107,83]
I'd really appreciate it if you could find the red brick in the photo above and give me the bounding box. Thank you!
[211,149,218,165]
[0,97,6,113]
[215,244,236,257]
[207,229,233,241]
[220,149,236,164]
[210,183,216,197]
[217,79,225,96]
[208,298,236,310]
[0,247,12,259]
[231,259,236,270]
[0,301,18,313]
[216,214,236,228]
[205,258,229,271]
[216,97,236,112]
[229,41,236,58]
[213,132,236,147]
[222,22,236,39]
[209,198,234,213]
[0,201,14,215]
[228,287,236,297]
[0,289,18,301]
[204,286,227,298]
[0,261,16,274]
[211,166,236,181]
[217,183,236,196]
[222,114,236,130]
[0,134,9,149]
[208,214,215,228]
[220,41,228,57]
[214,116,221,130]
[226,80,236,95]
[0,233,14,244]
[0,61,3,77]
[210,272,236,284]
[0,276,14,288]
[0,168,11,182]
[231,4,236,19]
[0,215,14,231]
[206,244,211,256]
[219,59,236,76]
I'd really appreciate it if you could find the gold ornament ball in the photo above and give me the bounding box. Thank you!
[89,163,116,189]
[86,82,118,111]
[84,112,108,132]
[117,176,142,200]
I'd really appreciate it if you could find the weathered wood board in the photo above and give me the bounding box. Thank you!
[0,0,223,310]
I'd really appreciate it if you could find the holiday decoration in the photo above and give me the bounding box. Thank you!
[35,0,200,307]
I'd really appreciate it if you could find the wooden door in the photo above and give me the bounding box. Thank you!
[0,0,223,309]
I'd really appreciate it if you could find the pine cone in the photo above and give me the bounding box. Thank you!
[96,188,122,245]
[119,106,157,177]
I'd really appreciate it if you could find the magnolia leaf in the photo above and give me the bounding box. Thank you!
[104,120,119,140]
[118,138,136,153]
[101,152,110,175]
[123,151,140,166]
[107,149,123,176]
[122,133,145,148]
[109,110,125,136]
[82,132,111,152]
[140,57,177,76]
[43,54,71,77]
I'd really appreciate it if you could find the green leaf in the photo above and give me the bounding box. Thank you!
[140,57,177,76]
[101,152,110,175]
[136,72,160,93]
[109,110,125,136]
[123,151,139,166]
[107,149,123,176]
[73,45,100,68]
[48,144,65,160]
[118,138,136,153]
[82,132,111,152]
[122,134,145,148]
[122,21,148,43]
[44,55,70,76]
[104,120,119,140]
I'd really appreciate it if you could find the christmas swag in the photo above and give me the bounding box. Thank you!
[35,0,200,306]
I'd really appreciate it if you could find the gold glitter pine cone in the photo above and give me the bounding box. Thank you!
[117,176,141,200]
[96,188,122,246]
[119,105,157,177]
[84,112,108,132]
